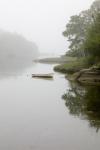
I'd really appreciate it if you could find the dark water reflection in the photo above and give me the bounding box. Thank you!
[62,82,100,132]
[0,62,99,150]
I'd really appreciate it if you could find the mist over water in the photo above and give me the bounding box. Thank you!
[0,30,38,77]
[0,63,99,150]
[0,1,99,150]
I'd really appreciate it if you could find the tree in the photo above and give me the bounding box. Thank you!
[63,0,100,58]
[84,13,100,62]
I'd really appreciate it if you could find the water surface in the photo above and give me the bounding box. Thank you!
[0,63,100,150]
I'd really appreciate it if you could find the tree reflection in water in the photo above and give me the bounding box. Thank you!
[62,82,100,132]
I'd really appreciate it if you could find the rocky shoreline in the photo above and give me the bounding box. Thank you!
[66,66,100,85]
[35,56,100,85]
[53,59,100,85]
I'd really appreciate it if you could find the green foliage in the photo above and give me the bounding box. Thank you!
[54,57,89,74]
[63,10,92,57]
[84,13,100,60]
[83,56,95,66]
[63,0,100,61]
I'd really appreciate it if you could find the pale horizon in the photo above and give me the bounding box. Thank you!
[0,0,94,54]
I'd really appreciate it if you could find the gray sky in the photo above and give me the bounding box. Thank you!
[0,0,94,54]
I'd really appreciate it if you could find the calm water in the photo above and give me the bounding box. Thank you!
[0,62,100,150]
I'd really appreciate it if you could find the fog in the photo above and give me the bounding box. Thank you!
[0,0,94,55]
[0,1,99,150]
[0,30,38,77]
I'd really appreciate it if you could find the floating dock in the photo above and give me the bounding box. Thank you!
[32,73,53,79]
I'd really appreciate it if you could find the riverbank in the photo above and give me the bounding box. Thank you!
[34,56,77,64]
[66,67,100,85]
[35,55,100,85]
[54,58,100,85]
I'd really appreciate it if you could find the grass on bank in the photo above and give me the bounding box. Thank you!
[54,57,95,74]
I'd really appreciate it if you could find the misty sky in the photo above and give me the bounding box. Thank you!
[0,0,94,54]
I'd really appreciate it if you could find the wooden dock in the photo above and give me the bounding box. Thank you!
[32,73,53,79]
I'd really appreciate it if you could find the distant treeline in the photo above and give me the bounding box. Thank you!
[0,30,38,61]
[0,30,38,74]
[63,0,100,65]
